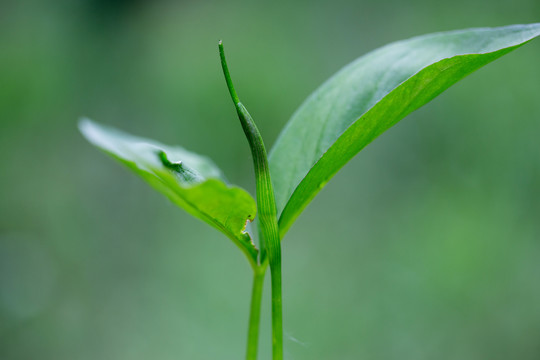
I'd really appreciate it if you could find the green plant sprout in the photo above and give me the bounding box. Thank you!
[80,23,540,360]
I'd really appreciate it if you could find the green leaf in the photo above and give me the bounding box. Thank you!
[269,23,540,237]
[79,119,258,267]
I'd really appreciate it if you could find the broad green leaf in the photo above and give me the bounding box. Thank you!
[79,119,258,266]
[269,23,540,237]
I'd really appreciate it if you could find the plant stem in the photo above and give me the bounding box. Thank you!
[246,267,266,360]
[269,255,283,359]
[219,40,284,360]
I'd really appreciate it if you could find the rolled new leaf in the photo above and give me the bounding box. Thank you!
[79,119,258,267]
[269,23,540,237]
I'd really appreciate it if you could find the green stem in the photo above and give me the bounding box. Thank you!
[246,267,266,360]
[219,40,283,360]
[270,256,283,359]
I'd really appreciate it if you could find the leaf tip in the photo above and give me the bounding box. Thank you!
[78,117,97,143]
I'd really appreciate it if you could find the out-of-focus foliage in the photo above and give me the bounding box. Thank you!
[1,0,539,359]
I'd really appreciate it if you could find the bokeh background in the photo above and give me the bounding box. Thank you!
[1,0,539,359]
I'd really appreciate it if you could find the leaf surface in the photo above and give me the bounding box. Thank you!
[269,23,540,237]
[79,119,258,266]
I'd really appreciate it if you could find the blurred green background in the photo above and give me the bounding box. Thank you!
[1,0,539,359]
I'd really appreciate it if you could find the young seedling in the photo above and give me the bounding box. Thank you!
[80,23,540,360]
